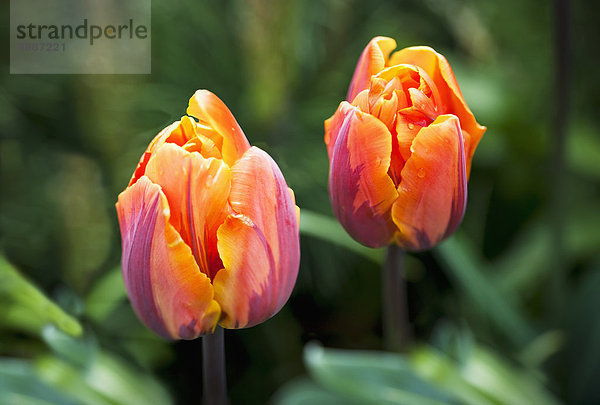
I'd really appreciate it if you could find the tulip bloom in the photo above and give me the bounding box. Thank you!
[116,90,300,340]
[325,37,486,250]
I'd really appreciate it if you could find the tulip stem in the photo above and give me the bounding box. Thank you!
[202,326,229,405]
[382,244,412,352]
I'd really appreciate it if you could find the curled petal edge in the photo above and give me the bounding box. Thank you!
[391,115,467,251]
[328,103,399,248]
[347,36,397,103]
[213,147,300,329]
[187,90,251,166]
[389,46,486,171]
[117,176,221,339]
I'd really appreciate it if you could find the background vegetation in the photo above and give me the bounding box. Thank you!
[1,0,599,404]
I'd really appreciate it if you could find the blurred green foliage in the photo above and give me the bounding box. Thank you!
[1,0,599,404]
[274,337,563,405]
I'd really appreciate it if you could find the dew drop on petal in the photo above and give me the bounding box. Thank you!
[407,123,415,130]
[417,167,426,178]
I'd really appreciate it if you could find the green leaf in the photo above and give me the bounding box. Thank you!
[304,343,457,405]
[279,339,561,405]
[462,347,561,405]
[517,330,564,369]
[410,345,562,405]
[33,356,113,405]
[433,234,536,346]
[299,210,384,263]
[272,378,362,405]
[431,320,475,366]
[0,358,79,405]
[84,266,127,322]
[409,346,498,405]
[489,221,551,295]
[41,325,98,368]
[35,351,173,405]
[34,312,172,405]
[0,255,82,337]
[566,203,600,259]
[492,204,600,297]
[567,123,600,179]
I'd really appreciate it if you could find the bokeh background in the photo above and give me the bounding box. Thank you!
[1,0,599,404]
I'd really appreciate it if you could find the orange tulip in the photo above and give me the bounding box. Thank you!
[116,90,300,339]
[325,37,486,250]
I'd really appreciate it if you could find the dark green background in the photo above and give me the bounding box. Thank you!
[1,0,599,404]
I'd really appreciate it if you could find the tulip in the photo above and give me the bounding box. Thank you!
[325,36,486,250]
[116,90,300,340]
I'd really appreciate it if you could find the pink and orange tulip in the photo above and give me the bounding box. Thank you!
[325,37,486,250]
[116,90,300,340]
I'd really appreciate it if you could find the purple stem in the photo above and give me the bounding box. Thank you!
[383,244,412,351]
[202,326,229,405]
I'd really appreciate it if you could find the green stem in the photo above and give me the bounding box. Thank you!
[202,326,229,405]
[382,244,412,351]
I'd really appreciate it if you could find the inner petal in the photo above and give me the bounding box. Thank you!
[408,88,439,122]
[130,119,194,186]
[144,143,231,279]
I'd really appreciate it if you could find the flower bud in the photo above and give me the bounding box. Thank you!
[116,91,300,339]
[325,37,486,250]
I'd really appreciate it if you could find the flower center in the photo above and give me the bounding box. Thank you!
[350,65,442,188]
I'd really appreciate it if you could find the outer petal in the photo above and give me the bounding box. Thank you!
[213,147,300,329]
[389,46,486,170]
[347,37,397,102]
[328,105,399,248]
[144,144,231,280]
[187,90,251,166]
[324,101,355,161]
[116,176,221,339]
[391,115,467,251]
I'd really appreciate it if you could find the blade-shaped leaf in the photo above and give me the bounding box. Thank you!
[272,378,362,405]
[0,255,82,337]
[410,345,562,405]
[304,343,458,405]
[434,234,536,346]
[0,358,79,405]
[84,266,126,322]
[299,210,384,263]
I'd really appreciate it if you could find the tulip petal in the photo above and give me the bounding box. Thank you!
[180,120,222,160]
[144,144,231,280]
[391,115,467,250]
[187,90,251,166]
[396,114,421,162]
[213,215,275,329]
[130,121,183,186]
[324,101,355,161]
[213,147,300,329]
[288,187,301,224]
[116,176,221,339]
[389,46,486,170]
[329,105,399,248]
[347,36,397,102]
